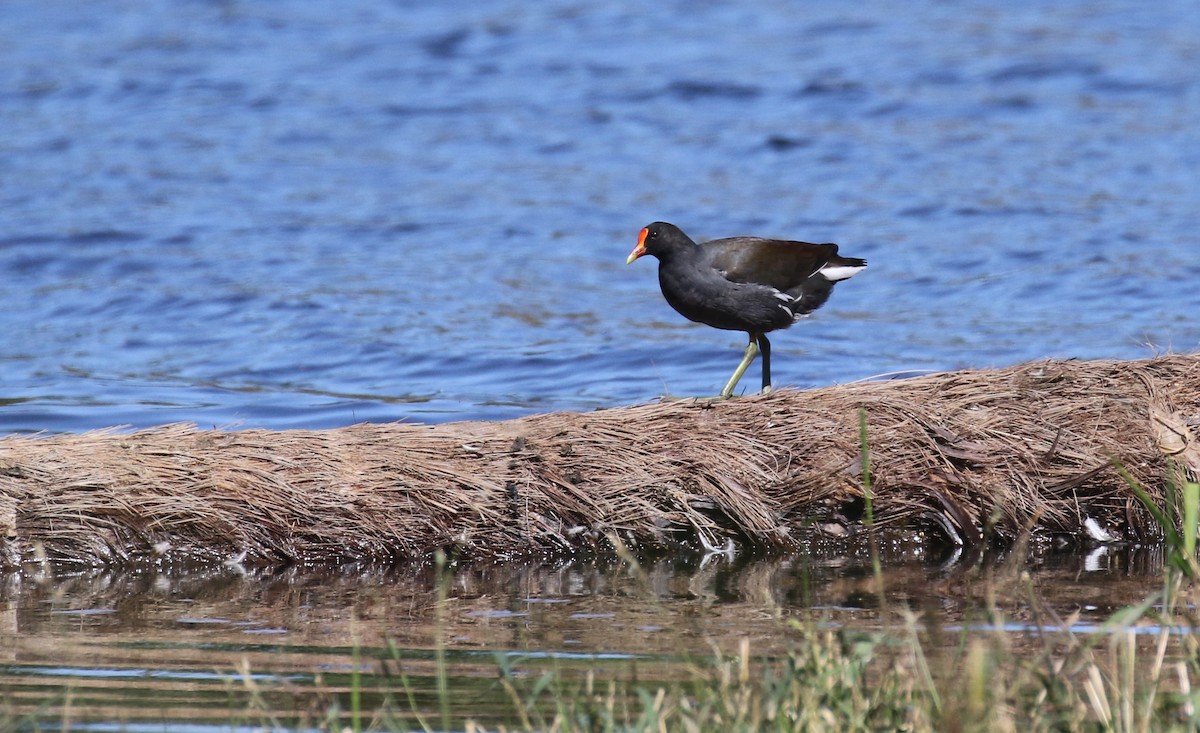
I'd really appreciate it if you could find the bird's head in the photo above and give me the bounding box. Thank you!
[626,221,688,264]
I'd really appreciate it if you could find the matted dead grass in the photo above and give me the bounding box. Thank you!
[1,355,1198,568]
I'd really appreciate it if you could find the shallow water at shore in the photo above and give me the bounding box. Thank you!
[0,547,1174,728]
[2,0,1198,432]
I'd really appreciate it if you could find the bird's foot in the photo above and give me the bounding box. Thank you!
[659,394,732,404]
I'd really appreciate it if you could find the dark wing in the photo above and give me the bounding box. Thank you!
[700,236,840,292]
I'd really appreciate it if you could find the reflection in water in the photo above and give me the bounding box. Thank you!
[0,546,1173,727]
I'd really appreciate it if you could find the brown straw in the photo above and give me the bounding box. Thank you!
[1,355,1197,568]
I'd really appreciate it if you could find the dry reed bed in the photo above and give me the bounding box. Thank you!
[1,355,1198,568]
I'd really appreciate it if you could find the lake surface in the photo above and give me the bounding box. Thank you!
[2,0,1197,432]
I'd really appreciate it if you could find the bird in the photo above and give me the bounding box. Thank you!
[626,221,866,398]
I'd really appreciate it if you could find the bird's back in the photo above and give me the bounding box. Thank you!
[701,236,865,318]
[700,237,843,292]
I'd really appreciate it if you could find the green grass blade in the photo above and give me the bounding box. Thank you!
[859,409,883,586]
[1183,481,1199,559]
[1113,460,1180,547]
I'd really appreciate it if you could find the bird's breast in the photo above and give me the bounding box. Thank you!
[658,265,796,333]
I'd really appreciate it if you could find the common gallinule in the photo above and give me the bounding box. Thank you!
[626,221,866,398]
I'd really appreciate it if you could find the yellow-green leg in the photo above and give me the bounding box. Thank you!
[720,340,759,398]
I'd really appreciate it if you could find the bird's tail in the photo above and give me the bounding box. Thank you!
[785,256,866,316]
[817,256,867,282]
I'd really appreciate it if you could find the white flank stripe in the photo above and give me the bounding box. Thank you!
[819,264,866,281]
[772,290,794,302]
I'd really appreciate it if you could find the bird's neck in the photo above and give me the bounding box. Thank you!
[655,244,698,270]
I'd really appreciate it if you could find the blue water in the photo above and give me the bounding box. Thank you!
[3,0,1197,432]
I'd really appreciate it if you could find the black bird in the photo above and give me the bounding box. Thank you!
[626,221,866,398]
